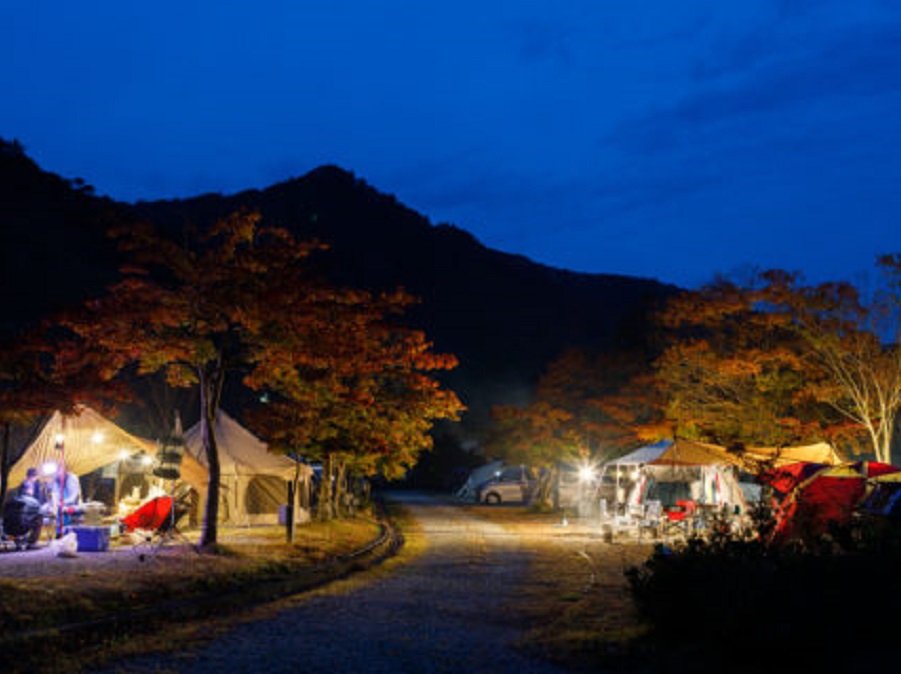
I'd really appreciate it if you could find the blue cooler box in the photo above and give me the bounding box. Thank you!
[67,525,110,552]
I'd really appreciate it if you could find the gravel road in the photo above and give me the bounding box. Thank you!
[100,492,571,674]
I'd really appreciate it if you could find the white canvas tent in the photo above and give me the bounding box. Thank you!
[184,409,312,525]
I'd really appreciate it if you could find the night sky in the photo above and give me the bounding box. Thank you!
[3,1,899,289]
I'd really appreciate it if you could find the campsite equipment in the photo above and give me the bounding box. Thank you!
[2,495,44,550]
[121,494,193,557]
[65,525,110,552]
[771,461,901,544]
[859,471,901,517]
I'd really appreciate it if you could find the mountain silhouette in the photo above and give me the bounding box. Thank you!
[1,139,677,448]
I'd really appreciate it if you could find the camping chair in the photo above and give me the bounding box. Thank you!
[121,495,194,559]
[638,500,663,541]
[662,499,698,539]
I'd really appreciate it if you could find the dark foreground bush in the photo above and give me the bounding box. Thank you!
[626,525,901,670]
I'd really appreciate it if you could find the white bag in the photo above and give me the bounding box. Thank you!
[51,532,79,558]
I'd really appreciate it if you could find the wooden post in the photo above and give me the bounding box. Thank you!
[286,479,295,543]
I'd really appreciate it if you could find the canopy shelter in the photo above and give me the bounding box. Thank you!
[597,441,672,515]
[647,439,843,472]
[641,455,749,515]
[8,405,157,489]
[6,405,208,516]
[184,409,312,525]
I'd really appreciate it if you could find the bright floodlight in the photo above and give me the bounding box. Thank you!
[578,466,595,483]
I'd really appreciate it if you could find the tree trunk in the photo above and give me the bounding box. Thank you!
[317,452,334,521]
[198,360,225,548]
[535,464,557,509]
[285,479,296,543]
[334,459,347,518]
[0,422,10,519]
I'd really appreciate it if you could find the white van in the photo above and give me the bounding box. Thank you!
[476,465,535,504]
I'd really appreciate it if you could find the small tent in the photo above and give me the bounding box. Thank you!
[455,460,504,501]
[184,409,311,525]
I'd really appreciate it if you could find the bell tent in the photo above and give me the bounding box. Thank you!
[184,409,312,525]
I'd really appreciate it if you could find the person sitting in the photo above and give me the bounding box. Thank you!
[8,468,50,548]
[17,467,49,504]
[47,467,83,532]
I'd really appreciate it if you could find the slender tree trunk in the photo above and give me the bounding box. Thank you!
[0,421,10,519]
[317,452,334,521]
[198,360,225,548]
[334,459,347,518]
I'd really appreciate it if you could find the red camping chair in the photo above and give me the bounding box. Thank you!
[662,500,697,537]
[121,496,194,558]
[120,496,174,533]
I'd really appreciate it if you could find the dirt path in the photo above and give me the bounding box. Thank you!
[100,492,571,674]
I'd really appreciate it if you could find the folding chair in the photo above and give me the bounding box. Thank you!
[121,495,194,559]
[662,499,697,539]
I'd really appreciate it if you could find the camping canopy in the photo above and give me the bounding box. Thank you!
[7,405,209,509]
[604,441,672,467]
[9,406,168,487]
[647,439,843,471]
[184,409,311,525]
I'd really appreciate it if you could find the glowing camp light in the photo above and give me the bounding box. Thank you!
[141,454,154,467]
[578,465,595,483]
[118,449,131,461]
[91,431,105,444]
[41,461,58,476]
[54,433,65,449]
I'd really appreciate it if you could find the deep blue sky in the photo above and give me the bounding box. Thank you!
[3,1,899,288]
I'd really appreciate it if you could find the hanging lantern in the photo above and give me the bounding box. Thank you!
[153,411,185,481]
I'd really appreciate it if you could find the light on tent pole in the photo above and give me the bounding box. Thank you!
[54,431,65,537]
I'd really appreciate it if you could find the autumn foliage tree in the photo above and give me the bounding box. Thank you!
[485,346,665,507]
[653,277,835,447]
[245,288,464,520]
[756,265,901,463]
[487,400,581,507]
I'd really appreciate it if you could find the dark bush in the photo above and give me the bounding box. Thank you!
[626,520,901,669]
